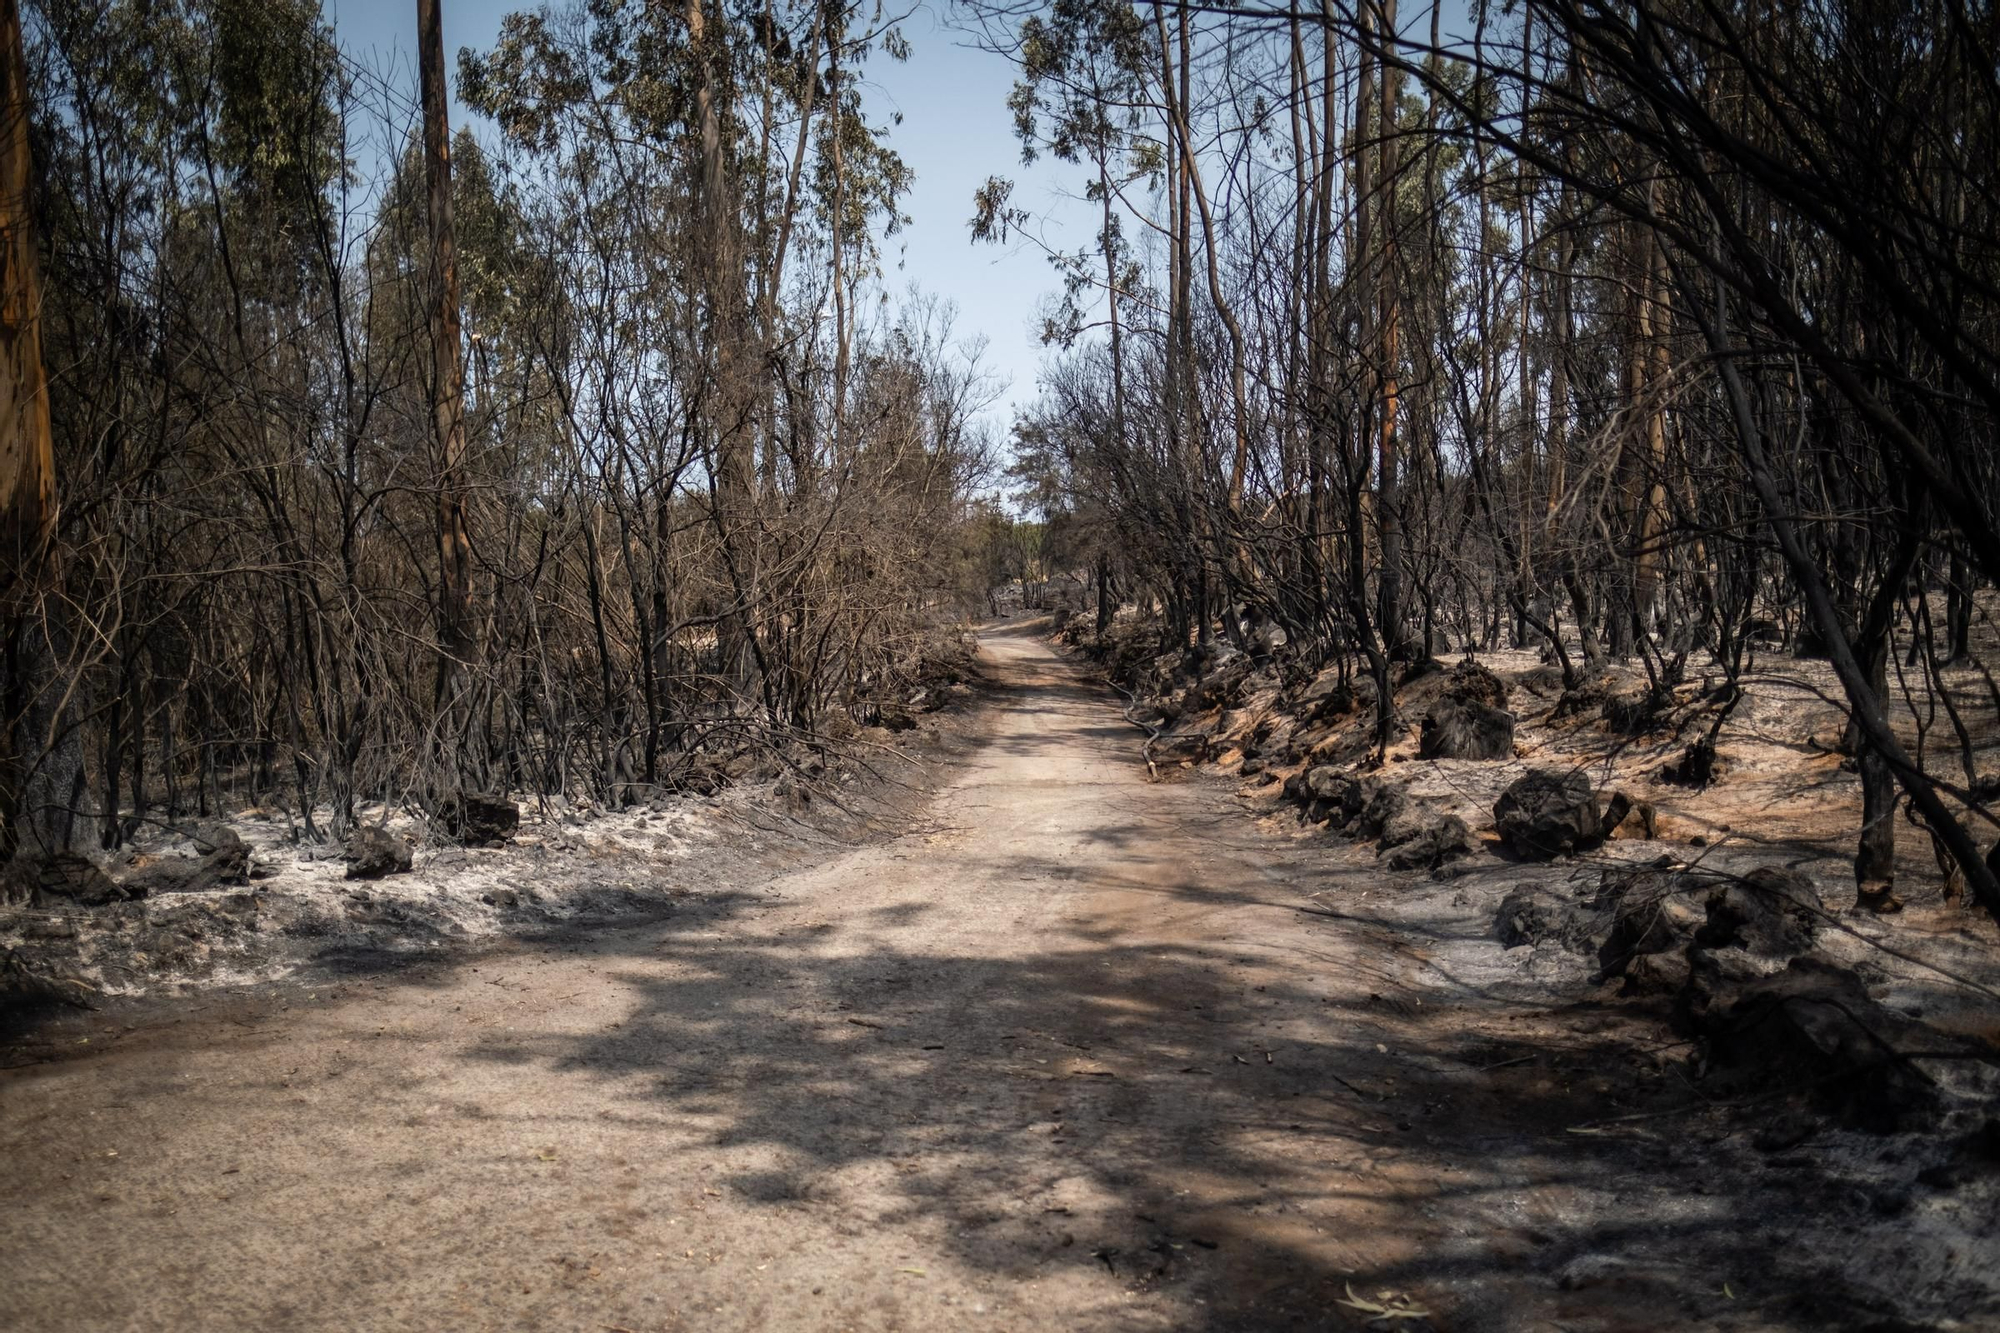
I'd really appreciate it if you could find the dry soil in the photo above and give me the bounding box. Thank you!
[1,623,1990,1332]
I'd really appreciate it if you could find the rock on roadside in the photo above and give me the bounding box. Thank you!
[1379,808,1476,871]
[1495,769,1602,859]
[437,793,521,845]
[1418,697,1516,760]
[344,826,414,880]
[1694,954,1942,1133]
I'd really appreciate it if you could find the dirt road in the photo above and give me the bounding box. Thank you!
[0,626,1922,1331]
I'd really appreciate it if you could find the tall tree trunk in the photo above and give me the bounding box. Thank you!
[1374,0,1406,661]
[418,0,476,716]
[0,0,48,606]
[0,0,76,856]
[692,0,757,692]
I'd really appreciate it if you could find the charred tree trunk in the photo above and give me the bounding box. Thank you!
[418,0,477,763]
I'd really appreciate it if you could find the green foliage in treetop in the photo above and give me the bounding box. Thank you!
[210,0,344,213]
[973,0,1155,352]
[1010,0,1149,166]
[459,0,910,281]
[371,127,529,337]
[29,0,344,246]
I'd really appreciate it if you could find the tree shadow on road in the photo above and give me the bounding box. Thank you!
[438,855,1977,1333]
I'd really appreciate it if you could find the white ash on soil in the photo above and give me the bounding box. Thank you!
[1,711,973,1004]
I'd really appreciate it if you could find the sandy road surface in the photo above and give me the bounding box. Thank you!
[0,626,1916,1331]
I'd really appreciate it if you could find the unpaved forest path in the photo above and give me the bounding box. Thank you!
[3,627,1792,1331]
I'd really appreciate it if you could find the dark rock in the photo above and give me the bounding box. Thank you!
[481,888,521,909]
[1285,768,1412,840]
[1442,657,1510,709]
[1350,779,1409,840]
[1586,868,1702,982]
[2,853,132,908]
[1674,867,1823,1027]
[1239,757,1265,777]
[1495,888,1549,947]
[437,793,520,845]
[1380,809,1476,871]
[1287,764,1353,804]
[1695,955,1941,1133]
[1680,941,1788,1030]
[1695,867,1822,958]
[1418,698,1516,761]
[344,826,413,880]
[1494,769,1602,859]
[1284,765,1365,827]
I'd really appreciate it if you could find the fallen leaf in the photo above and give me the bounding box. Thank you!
[1334,1282,1432,1322]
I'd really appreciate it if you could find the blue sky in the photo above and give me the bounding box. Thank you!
[326,0,1088,428]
